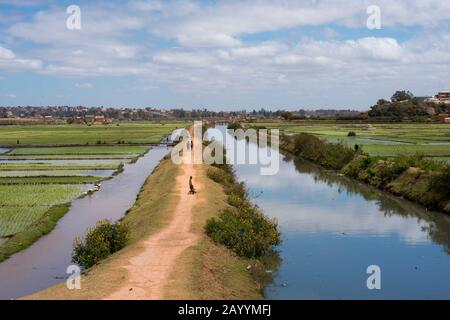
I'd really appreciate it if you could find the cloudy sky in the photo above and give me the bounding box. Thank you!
[0,0,449,110]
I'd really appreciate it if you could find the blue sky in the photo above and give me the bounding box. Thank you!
[0,0,449,110]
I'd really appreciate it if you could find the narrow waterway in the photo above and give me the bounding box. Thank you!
[212,126,450,299]
[0,146,171,299]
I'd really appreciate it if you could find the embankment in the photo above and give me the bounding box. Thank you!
[280,133,450,214]
[27,152,273,299]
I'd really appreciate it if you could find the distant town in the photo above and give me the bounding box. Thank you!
[1,90,449,124]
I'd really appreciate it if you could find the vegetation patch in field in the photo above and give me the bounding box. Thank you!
[0,170,114,177]
[0,204,70,262]
[9,146,149,156]
[0,184,87,207]
[0,176,104,185]
[0,154,139,160]
[0,163,120,171]
[0,123,185,145]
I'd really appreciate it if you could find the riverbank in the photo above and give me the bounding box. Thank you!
[27,133,265,299]
[280,133,450,214]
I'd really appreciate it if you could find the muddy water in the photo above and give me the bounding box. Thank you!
[211,126,450,299]
[0,146,171,299]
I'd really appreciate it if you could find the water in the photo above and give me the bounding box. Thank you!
[0,149,9,154]
[0,146,171,299]
[213,126,450,300]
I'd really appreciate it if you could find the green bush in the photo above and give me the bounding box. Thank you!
[227,121,243,130]
[205,206,280,258]
[348,131,357,137]
[292,133,355,170]
[206,157,281,259]
[207,167,230,184]
[226,193,247,208]
[433,164,450,197]
[72,220,129,269]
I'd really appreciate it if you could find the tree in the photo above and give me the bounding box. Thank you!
[391,90,414,102]
[281,111,294,120]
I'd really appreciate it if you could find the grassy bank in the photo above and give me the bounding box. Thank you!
[281,133,450,214]
[0,203,70,262]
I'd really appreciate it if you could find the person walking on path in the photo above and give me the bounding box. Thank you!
[189,176,196,194]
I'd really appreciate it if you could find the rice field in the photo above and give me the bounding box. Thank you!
[8,146,149,156]
[0,154,139,160]
[0,176,104,185]
[0,122,186,145]
[0,122,179,258]
[250,122,450,143]
[0,163,120,171]
[0,170,114,177]
[0,185,88,237]
[248,122,450,161]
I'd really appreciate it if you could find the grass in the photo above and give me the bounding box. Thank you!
[0,122,185,145]
[0,154,139,160]
[0,184,86,207]
[249,122,450,143]
[0,204,70,262]
[0,163,120,171]
[361,144,450,157]
[0,170,113,177]
[8,146,149,156]
[249,121,450,162]
[0,176,104,185]
[0,181,91,261]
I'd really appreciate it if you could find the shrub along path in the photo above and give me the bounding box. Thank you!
[106,128,202,299]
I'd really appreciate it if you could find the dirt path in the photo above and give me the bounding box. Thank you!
[106,130,201,300]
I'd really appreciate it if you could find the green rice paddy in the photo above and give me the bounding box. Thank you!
[0,122,179,258]
[248,122,450,161]
[0,122,185,145]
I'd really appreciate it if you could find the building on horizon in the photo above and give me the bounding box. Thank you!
[426,91,450,104]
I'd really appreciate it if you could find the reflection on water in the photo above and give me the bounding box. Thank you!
[0,149,9,154]
[213,126,450,299]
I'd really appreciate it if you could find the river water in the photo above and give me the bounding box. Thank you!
[0,146,171,299]
[212,126,450,300]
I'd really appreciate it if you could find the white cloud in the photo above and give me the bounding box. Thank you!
[4,93,16,98]
[0,45,42,71]
[1,0,450,107]
[129,0,163,12]
[75,82,94,89]
[0,46,16,59]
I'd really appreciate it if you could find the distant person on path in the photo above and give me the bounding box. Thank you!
[354,144,360,153]
[191,140,193,150]
[188,176,196,194]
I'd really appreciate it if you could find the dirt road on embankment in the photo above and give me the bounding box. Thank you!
[106,137,202,299]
